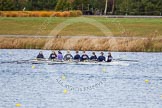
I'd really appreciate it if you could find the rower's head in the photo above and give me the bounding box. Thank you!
[76,50,79,54]
[58,50,62,54]
[83,50,86,54]
[92,52,95,55]
[101,52,104,56]
[39,51,43,54]
[108,52,111,56]
[67,50,70,54]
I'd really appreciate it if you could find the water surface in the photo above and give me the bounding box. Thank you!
[0,49,162,108]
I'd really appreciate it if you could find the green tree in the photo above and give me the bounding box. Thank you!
[0,0,15,11]
[55,0,71,11]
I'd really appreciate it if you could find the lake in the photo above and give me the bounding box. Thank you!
[0,49,162,108]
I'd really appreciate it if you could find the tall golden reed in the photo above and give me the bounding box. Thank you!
[0,37,162,52]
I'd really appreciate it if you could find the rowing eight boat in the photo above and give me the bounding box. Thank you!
[28,59,130,66]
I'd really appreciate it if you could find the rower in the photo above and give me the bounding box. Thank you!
[64,50,73,61]
[57,50,63,61]
[107,52,113,62]
[90,52,97,61]
[98,52,106,62]
[37,51,44,59]
[74,50,80,61]
[80,51,89,62]
[49,51,57,60]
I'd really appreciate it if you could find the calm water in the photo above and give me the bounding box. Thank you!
[0,49,162,108]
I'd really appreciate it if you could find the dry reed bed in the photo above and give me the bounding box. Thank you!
[0,37,162,52]
[0,11,82,17]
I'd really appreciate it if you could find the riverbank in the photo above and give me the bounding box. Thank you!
[0,17,162,51]
[0,17,162,37]
[0,36,162,52]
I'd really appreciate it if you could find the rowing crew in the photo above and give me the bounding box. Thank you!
[37,50,113,62]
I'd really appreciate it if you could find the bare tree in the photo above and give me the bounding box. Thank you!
[104,0,108,15]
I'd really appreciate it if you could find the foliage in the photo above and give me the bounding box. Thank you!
[0,11,82,17]
[0,0,162,15]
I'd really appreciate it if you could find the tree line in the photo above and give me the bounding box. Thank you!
[1,0,162,15]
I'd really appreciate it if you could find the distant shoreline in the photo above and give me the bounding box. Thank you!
[84,15,162,18]
[0,34,162,39]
